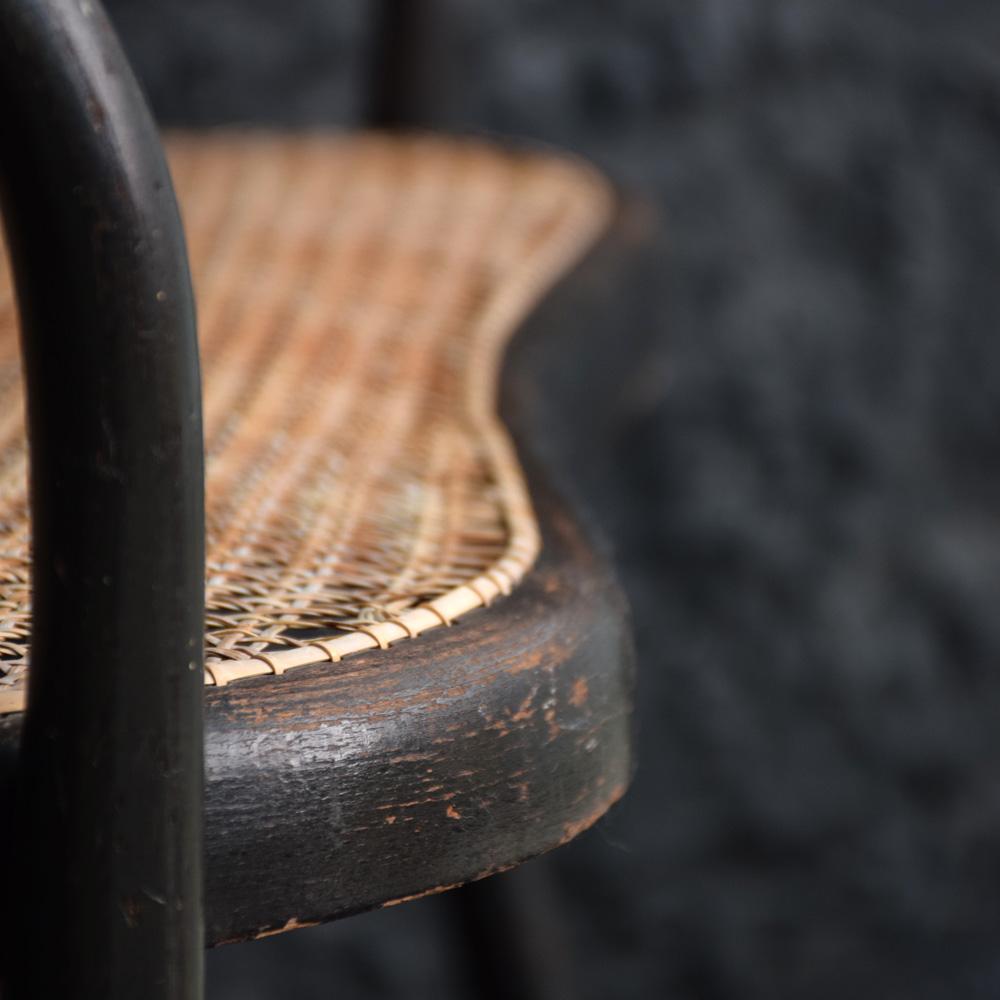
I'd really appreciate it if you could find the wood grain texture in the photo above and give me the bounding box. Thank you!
[204,477,631,945]
[0,207,636,950]
[196,213,635,944]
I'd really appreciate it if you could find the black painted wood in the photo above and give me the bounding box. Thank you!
[196,215,636,944]
[0,1,205,997]
[367,0,455,129]
[0,211,636,951]
[199,476,632,946]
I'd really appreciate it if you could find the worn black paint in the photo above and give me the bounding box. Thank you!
[199,480,632,946]
[0,216,636,951]
[0,1,204,997]
[0,5,635,970]
[194,218,636,945]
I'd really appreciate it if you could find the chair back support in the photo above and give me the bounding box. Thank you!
[0,1,204,996]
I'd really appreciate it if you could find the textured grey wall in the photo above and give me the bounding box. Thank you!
[104,2,1000,998]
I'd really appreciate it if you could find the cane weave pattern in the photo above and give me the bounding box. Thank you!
[0,133,612,714]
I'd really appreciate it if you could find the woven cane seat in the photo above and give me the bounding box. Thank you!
[0,133,611,715]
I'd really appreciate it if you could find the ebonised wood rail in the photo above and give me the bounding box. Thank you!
[0,1,204,997]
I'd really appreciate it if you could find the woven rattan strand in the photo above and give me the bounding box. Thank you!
[0,133,612,714]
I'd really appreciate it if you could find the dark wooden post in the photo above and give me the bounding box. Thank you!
[0,1,205,997]
[367,0,456,129]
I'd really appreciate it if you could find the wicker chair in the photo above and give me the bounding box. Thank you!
[0,2,633,996]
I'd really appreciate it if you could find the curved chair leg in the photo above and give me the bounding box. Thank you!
[446,868,578,1000]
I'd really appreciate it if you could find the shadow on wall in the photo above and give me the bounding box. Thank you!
[105,1,1000,997]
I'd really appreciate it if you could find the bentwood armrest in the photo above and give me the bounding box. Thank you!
[0,1,204,995]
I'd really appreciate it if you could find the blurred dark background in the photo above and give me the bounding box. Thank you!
[103,1,1000,997]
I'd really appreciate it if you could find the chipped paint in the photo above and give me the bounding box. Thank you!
[253,917,320,940]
